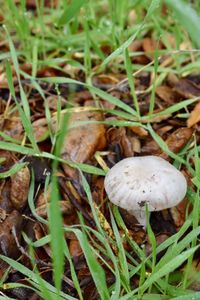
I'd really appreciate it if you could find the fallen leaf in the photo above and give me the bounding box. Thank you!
[10,166,30,210]
[54,110,106,178]
[187,101,200,127]
[159,127,193,160]
[156,85,179,104]
[175,79,200,98]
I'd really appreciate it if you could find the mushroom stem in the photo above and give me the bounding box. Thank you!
[133,210,149,229]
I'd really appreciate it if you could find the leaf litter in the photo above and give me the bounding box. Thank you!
[0,2,200,299]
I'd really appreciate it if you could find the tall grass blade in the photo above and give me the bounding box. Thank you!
[58,0,86,26]
[165,0,200,48]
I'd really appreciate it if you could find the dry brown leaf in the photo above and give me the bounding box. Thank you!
[55,110,106,178]
[36,185,73,218]
[170,198,190,228]
[129,126,148,137]
[159,127,193,160]
[156,85,178,104]
[187,101,200,127]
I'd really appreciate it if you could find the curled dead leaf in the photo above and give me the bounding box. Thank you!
[187,102,200,128]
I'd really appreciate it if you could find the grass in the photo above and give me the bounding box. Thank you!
[0,0,200,299]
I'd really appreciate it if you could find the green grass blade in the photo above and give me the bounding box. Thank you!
[72,228,110,300]
[0,141,105,175]
[48,112,71,294]
[101,0,160,67]
[110,210,130,291]
[173,293,200,300]
[0,162,28,179]
[124,48,140,117]
[40,77,138,116]
[63,242,83,300]
[165,0,200,48]
[58,0,86,26]
[0,256,77,300]
[139,246,199,293]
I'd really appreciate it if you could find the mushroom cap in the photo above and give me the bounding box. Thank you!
[104,156,187,215]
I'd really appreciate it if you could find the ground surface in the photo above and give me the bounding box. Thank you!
[0,1,200,299]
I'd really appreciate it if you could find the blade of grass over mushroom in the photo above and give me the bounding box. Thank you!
[100,0,160,68]
[165,0,200,48]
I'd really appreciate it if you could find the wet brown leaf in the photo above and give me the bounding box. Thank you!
[10,166,30,210]
[174,79,200,98]
[107,127,134,158]
[0,210,23,257]
[0,180,14,213]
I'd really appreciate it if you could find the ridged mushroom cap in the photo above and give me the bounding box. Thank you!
[104,156,187,216]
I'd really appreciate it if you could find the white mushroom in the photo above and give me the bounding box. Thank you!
[104,156,187,228]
